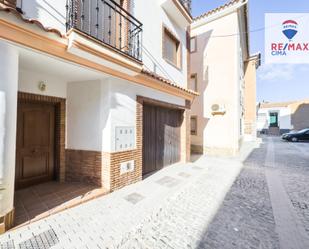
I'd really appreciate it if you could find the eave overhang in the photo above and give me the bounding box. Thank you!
[161,0,192,28]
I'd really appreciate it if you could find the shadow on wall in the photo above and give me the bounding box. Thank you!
[142,20,190,83]
[191,30,213,153]
[200,65,210,147]
[291,103,309,130]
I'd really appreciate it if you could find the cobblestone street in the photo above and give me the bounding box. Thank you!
[1,138,309,249]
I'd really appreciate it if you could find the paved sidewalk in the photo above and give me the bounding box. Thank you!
[0,145,251,248]
[198,137,309,249]
[14,182,107,227]
[3,138,308,249]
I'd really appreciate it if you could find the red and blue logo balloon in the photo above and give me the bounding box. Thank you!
[282,20,298,41]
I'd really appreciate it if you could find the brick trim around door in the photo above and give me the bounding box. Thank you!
[18,92,66,182]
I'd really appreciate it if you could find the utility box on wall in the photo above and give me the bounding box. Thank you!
[115,126,135,151]
[120,160,135,175]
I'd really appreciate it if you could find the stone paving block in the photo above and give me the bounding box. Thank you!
[0,240,14,249]
[192,166,203,170]
[124,193,145,204]
[178,172,191,178]
[155,176,181,188]
[2,139,309,248]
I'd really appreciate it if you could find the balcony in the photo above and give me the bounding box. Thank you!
[66,0,143,62]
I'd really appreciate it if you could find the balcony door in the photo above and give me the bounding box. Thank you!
[76,0,131,52]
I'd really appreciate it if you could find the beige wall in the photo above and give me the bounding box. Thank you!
[190,11,244,155]
[257,100,309,132]
[244,59,257,140]
[290,100,309,130]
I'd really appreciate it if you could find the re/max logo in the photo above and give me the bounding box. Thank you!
[271,43,309,56]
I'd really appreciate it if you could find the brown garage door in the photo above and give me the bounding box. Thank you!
[15,102,55,189]
[143,104,182,175]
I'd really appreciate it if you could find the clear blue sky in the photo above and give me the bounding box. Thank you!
[192,0,309,103]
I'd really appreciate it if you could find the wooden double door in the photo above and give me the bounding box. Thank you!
[15,102,55,189]
[143,104,182,175]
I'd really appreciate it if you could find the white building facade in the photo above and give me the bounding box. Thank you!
[0,0,197,232]
[257,100,309,135]
[189,0,257,156]
[257,105,293,134]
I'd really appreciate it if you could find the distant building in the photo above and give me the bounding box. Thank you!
[257,100,309,135]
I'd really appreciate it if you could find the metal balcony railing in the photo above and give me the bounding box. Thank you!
[66,0,143,62]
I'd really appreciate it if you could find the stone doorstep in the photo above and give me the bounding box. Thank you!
[10,187,110,231]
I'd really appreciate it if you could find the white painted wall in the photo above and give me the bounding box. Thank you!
[103,78,185,152]
[66,80,102,151]
[0,42,19,218]
[135,0,188,86]
[257,107,293,131]
[21,0,188,87]
[190,11,242,152]
[18,69,67,98]
[66,77,184,152]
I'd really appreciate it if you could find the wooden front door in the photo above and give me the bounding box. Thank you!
[143,104,182,175]
[15,102,55,189]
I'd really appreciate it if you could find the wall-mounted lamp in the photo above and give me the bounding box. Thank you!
[38,81,46,92]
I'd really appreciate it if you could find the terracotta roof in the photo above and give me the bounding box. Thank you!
[259,101,297,108]
[141,69,199,96]
[192,0,249,58]
[260,100,309,109]
[193,0,242,22]
[0,3,63,37]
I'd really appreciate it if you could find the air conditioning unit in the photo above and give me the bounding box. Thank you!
[211,103,226,115]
